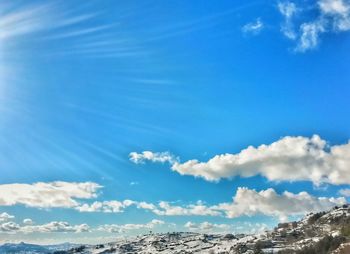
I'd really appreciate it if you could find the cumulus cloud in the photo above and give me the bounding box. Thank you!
[214,187,345,222]
[131,135,350,185]
[98,219,164,233]
[0,222,20,233]
[154,187,345,221]
[242,18,264,35]
[76,186,344,221]
[0,212,14,222]
[278,0,350,51]
[0,181,102,208]
[0,214,89,234]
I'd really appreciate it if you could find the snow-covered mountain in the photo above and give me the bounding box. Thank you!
[0,242,81,254]
[2,205,350,254]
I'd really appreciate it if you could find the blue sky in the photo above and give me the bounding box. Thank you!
[1,0,350,244]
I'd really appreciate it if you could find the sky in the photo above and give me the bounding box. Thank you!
[1,0,350,245]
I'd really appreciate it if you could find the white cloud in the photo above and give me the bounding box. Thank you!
[279,1,298,19]
[136,201,157,210]
[0,181,102,208]
[0,4,51,40]
[0,216,90,234]
[76,199,220,217]
[132,135,350,185]
[0,222,20,233]
[23,218,33,225]
[75,186,344,222]
[151,201,221,217]
[150,187,344,221]
[20,221,90,234]
[319,0,350,31]
[75,200,135,213]
[339,188,350,197]
[184,221,231,233]
[184,221,269,234]
[98,219,164,233]
[129,181,139,186]
[297,20,326,51]
[129,151,178,164]
[278,1,299,39]
[0,212,14,222]
[214,187,345,222]
[278,0,350,51]
[319,0,349,15]
[242,18,264,35]
[0,213,17,233]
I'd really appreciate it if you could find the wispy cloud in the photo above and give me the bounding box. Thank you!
[129,151,178,164]
[242,18,264,35]
[278,1,299,39]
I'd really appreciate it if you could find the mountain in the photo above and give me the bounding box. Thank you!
[0,242,49,254]
[2,205,350,253]
[0,242,81,254]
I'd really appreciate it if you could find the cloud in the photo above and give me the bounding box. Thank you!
[296,20,326,51]
[76,199,220,217]
[0,181,102,208]
[129,151,178,164]
[151,201,221,217]
[23,218,33,225]
[20,222,90,234]
[214,187,345,222]
[98,219,164,233]
[75,186,344,222]
[0,222,20,233]
[131,135,350,185]
[0,216,90,234]
[319,0,349,16]
[277,0,350,51]
[184,221,231,233]
[0,4,51,40]
[339,188,350,197]
[319,0,350,31]
[278,1,299,39]
[129,181,139,186]
[150,187,344,221]
[0,212,14,222]
[242,18,264,35]
[75,200,135,213]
